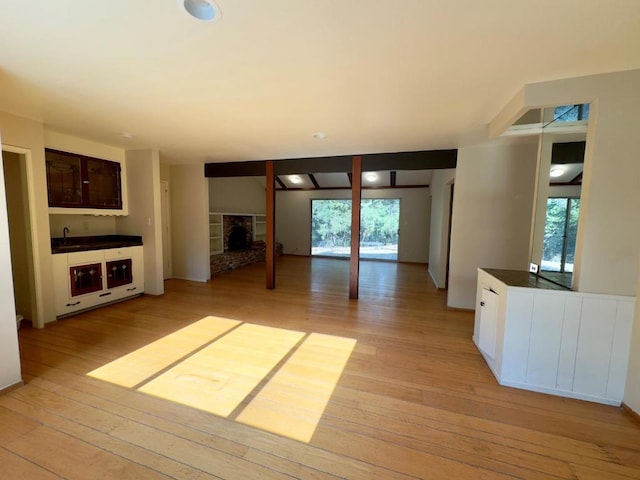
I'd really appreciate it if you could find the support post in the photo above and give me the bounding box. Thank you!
[349,156,362,299]
[266,160,276,289]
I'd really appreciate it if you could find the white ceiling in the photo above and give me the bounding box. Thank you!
[1,1,639,165]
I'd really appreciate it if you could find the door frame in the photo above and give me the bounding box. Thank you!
[160,180,172,279]
[1,145,44,328]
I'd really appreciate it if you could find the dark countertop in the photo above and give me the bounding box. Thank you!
[482,268,571,291]
[51,234,143,254]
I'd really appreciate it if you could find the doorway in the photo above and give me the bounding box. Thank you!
[310,198,400,261]
[1,150,37,326]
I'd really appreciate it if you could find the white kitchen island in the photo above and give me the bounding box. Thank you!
[474,268,636,406]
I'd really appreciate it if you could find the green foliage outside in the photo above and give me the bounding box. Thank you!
[311,199,400,248]
[542,197,580,271]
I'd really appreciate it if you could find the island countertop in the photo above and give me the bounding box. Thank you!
[481,268,570,291]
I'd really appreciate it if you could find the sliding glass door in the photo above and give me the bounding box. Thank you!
[311,199,400,261]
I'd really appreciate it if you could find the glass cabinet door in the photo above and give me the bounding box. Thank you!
[106,258,133,289]
[87,158,122,208]
[70,263,103,297]
[46,151,83,206]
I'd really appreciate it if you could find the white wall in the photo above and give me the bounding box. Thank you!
[625,259,640,414]
[428,169,456,288]
[0,146,22,390]
[447,140,538,309]
[494,69,640,297]
[170,164,210,282]
[210,176,266,213]
[117,149,164,295]
[276,187,430,263]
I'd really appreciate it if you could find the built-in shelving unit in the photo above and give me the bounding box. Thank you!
[253,214,266,242]
[209,212,223,255]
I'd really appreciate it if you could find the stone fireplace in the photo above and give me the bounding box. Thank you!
[223,215,253,251]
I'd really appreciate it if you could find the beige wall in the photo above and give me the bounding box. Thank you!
[49,215,117,237]
[209,176,266,214]
[276,187,430,263]
[447,140,538,309]
[170,164,210,282]
[117,149,164,295]
[428,169,456,288]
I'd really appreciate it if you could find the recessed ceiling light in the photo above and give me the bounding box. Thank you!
[550,166,565,178]
[121,132,135,139]
[180,0,220,22]
[289,175,302,184]
[312,132,327,140]
[365,172,378,182]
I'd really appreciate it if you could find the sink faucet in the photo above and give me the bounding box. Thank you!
[63,226,69,245]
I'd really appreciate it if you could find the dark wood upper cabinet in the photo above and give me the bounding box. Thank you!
[46,149,122,209]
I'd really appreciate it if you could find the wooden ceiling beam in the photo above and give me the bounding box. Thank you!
[205,149,457,177]
[275,176,287,189]
[308,173,320,188]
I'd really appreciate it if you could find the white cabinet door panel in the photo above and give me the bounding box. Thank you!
[478,289,498,359]
[573,298,617,398]
[556,296,582,391]
[502,291,534,383]
[526,294,565,389]
[606,300,635,401]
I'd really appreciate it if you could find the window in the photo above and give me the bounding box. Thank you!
[553,104,590,122]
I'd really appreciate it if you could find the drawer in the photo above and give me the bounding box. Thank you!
[68,250,104,265]
[104,246,137,260]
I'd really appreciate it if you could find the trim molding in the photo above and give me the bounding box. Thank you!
[447,306,474,313]
[622,403,640,424]
[0,380,24,395]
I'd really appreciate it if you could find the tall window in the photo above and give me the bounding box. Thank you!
[311,199,400,261]
[542,197,580,273]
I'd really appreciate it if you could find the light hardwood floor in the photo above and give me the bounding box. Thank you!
[4,256,640,479]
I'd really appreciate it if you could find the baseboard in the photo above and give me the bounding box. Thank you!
[622,403,640,424]
[0,380,24,396]
[447,306,475,313]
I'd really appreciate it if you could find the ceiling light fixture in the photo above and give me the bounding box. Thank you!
[289,175,302,184]
[549,166,565,178]
[365,173,378,182]
[312,132,327,140]
[121,132,135,139]
[180,0,220,22]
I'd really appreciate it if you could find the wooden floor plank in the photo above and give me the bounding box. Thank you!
[4,256,638,479]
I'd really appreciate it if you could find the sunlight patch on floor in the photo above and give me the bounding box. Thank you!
[86,316,356,443]
[138,323,304,417]
[87,316,240,387]
[237,332,357,442]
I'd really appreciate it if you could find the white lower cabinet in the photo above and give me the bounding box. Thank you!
[53,246,144,317]
[474,268,635,406]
